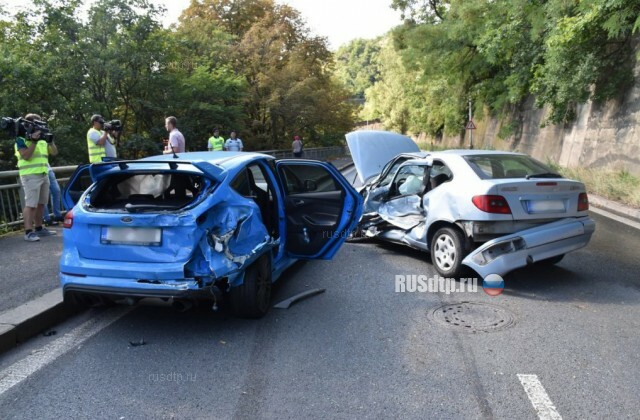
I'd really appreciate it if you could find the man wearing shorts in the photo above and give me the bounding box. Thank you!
[15,114,58,241]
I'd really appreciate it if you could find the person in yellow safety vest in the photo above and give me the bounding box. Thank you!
[87,114,112,163]
[208,128,224,151]
[14,113,58,242]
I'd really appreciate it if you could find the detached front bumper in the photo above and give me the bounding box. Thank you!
[462,216,596,278]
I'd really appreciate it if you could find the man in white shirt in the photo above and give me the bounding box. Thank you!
[163,116,186,154]
[224,130,243,152]
[104,128,117,158]
[292,135,303,157]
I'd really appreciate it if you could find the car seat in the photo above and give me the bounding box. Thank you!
[430,173,450,190]
[246,169,272,233]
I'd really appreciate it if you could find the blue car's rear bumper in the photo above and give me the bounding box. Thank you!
[61,273,206,300]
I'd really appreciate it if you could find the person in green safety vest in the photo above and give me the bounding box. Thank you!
[87,114,110,163]
[15,114,59,242]
[208,128,225,151]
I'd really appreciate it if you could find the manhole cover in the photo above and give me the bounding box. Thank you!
[430,302,515,333]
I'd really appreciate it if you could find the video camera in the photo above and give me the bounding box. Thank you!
[103,119,123,133]
[0,117,54,143]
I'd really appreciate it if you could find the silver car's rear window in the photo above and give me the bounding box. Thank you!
[464,154,560,179]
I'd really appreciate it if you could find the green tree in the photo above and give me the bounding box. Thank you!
[386,0,640,131]
[0,0,355,171]
[531,0,640,122]
[334,38,382,101]
[178,0,354,149]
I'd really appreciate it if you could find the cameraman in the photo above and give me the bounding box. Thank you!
[87,114,116,162]
[15,113,58,242]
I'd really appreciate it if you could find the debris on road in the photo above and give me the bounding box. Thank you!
[129,338,146,347]
[273,289,325,309]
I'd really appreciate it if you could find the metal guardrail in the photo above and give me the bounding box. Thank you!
[0,146,347,229]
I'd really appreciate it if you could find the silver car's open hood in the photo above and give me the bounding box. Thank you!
[346,130,420,184]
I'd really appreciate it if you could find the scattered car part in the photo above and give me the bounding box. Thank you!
[273,288,326,309]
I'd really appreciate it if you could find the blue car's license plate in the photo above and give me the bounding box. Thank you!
[100,227,162,246]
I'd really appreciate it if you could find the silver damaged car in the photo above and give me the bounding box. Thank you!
[346,130,596,279]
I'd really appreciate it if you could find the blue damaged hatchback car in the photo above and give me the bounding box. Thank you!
[60,152,362,318]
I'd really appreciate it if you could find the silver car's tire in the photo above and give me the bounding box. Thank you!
[430,227,468,278]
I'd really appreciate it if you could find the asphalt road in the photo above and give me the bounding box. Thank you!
[0,167,639,419]
[0,231,62,314]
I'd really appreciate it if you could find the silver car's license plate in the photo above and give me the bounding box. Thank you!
[526,200,565,213]
[101,227,162,246]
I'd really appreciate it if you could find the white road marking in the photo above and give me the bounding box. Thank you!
[0,307,131,396]
[590,207,640,231]
[518,374,563,420]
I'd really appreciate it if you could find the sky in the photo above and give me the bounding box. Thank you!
[2,0,403,50]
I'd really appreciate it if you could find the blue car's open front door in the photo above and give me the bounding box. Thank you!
[275,160,363,260]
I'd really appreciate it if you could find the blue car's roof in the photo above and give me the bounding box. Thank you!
[140,151,275,170]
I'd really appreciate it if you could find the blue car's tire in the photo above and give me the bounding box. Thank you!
[230,255,272,319]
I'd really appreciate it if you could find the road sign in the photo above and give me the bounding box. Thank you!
[466,120,476,130]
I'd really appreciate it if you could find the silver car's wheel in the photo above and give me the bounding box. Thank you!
[430,227,468,278]
[434,234,456,270]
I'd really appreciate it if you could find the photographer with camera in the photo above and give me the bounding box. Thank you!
[13,113,58,242]
[87,114,118,162]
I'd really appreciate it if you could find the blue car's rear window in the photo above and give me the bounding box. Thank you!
[89,172,207,211]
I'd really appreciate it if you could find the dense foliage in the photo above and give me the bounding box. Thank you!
[0,0,354,170]
[339,0,640,138]
[334,38,381,102]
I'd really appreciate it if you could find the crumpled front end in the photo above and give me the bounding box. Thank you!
[462,216,596,278]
